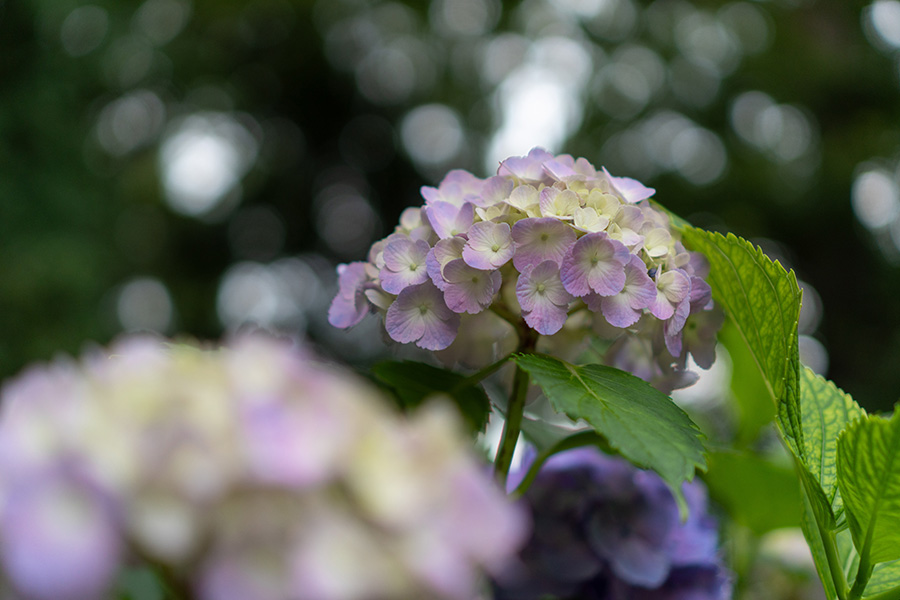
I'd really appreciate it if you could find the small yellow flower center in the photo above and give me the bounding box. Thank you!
[492,244,500,252]
[536,283,546,294]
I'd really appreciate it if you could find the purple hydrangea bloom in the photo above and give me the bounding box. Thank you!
[586,255,657,328]
[379,235,431,294]
[462,221,515,270]
[561,232,630,297]
[423,201,476,239]
[420,169,485,207]
[328,262,371,328]
[511,218,576,272]
[517,261,573,335]
[603,167,656,204]
[328,147,721,386]
[494,448,732,600]
[442,259,502,314]
[385,281,460,350]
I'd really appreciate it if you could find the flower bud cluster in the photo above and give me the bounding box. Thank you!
[0,336,526,600]
[330,147,721,390]
[495,448,732,600]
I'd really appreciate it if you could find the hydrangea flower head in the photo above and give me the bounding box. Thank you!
[494,447,732,600]
[0,335,526,600]
[328,148,722,390]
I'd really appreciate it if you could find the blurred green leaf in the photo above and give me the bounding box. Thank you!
[514,353,705,513]
[720,318,775,445]
[371,360,491,433]
[704,450,801,535]
[115,567,166,600]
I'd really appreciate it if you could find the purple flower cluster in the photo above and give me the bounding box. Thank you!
[329,148,720,390]
[496,448,732,600]
[0,336,526,600]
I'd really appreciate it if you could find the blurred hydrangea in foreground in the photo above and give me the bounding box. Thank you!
[329,147,721,392]
[495,448,732,600]
[0,335,526,600]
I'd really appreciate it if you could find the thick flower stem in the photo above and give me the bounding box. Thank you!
[493,363,529,487]
[493,327,538,487]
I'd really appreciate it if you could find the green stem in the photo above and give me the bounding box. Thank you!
[493,363,529,487]
[863,583,900,600]
[821,521,849,600]
[461,352,513,386]
[849,551,874,600]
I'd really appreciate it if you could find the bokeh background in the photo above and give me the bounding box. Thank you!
[2,0,900,412]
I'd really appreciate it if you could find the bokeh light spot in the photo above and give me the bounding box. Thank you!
[61,5,109,57]
[117,277,173,333]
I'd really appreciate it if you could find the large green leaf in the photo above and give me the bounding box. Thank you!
[719,318,775,445]
[800,366,866,521]
[514,354,706,510]
[681,228,804,458]
[703,450,801,535]
[866,560,900,596]
[371,360,492,433]
[837,411,900,565]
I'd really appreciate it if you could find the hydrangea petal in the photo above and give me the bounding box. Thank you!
[379,237,431,294]
[516,262,572,336]
[498,147,553,182]
[603,167,656,203]
[511,217,576,271]
[385,282,460,350]
[328,262,370,328]
[462,221,514,270]
[421,169,484,207]
[560,232,629,297]
[442,259,500,314]
[422,201,476,239]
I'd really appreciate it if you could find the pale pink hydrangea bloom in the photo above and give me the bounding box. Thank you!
[0,336,526,600]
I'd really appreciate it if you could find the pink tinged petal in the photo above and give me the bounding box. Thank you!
[649,269,690,320]
[426,249,448,291]
[442,259,500,314]
[480,176,514,206]
[385,282,459,350]
[462,221,515,270]
[602,167,656,203]
[422,201,476,239]
[498,147,553,181]
[543,157,579,182]
[511,217,576,271]
[600,294,642,328]
[328,262,370,328]
[560,232,629,297]
[596,257,655,327]
[422,169,484,207]
[516,262,572,335]
[379,238,431,294]
[539,187,579,220]
[426,237,466,291]
[1,479,122,600]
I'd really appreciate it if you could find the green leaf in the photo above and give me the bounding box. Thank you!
[719,318,775,445]
[681,228,803,458]
[800,366,866,522]
[866,559,900,596]
[514,354,706,511]
[371,360,492,433]
[837,411,900,566]
[703,450,801,535]
[114,567,166,600]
